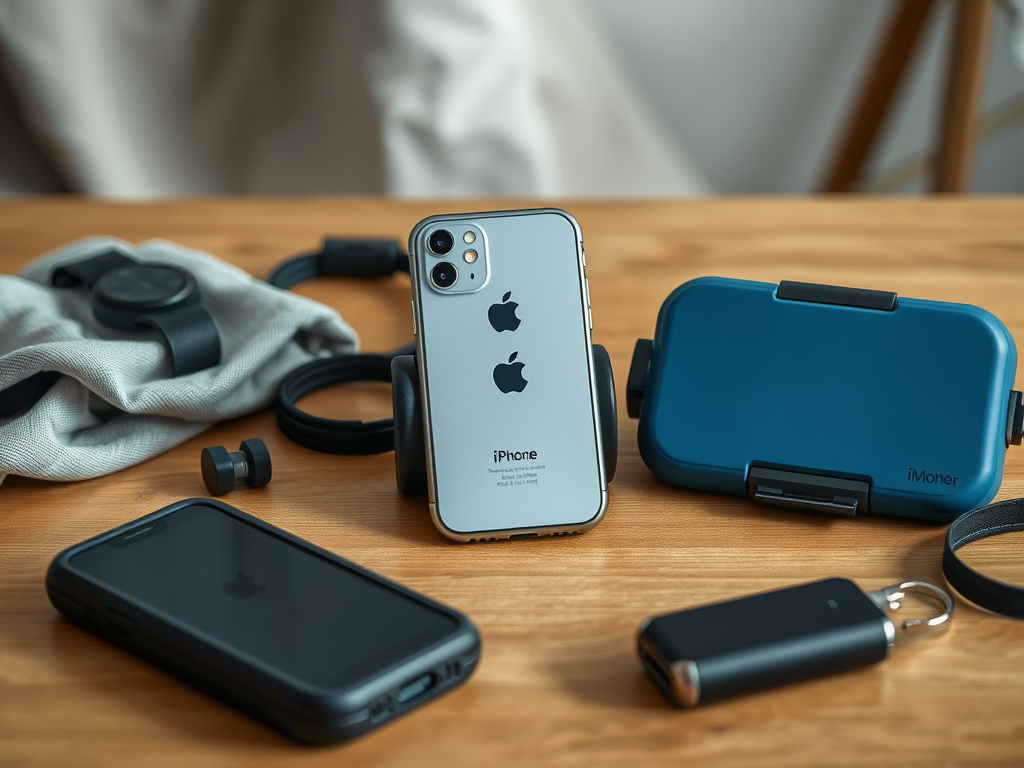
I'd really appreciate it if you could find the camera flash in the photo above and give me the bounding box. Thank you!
[463,231,476,244]
[463,249,478,264]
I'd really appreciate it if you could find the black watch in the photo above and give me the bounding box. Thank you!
[52,250,221,377]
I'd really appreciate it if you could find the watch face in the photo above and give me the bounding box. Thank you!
[95,264,197,311]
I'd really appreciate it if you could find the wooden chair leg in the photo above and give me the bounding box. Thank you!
[933,0,996,193]
[821,0,936,193]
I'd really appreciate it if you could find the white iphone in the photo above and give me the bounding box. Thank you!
[408,208,607,541]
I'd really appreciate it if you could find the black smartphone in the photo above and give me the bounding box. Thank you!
[45,498,481,745]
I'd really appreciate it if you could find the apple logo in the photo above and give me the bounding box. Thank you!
[223,570,267,599]
[488,291,521,332]
[493,351,528,393]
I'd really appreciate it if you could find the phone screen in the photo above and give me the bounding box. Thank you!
[69,503,458,690]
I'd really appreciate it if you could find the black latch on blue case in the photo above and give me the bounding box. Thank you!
[627,277,1024,523]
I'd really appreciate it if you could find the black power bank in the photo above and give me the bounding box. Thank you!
[45,498,481,744]
[638,578,893,706]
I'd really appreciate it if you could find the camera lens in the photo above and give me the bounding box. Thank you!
[431,262,458,289]
[428,229,454,255]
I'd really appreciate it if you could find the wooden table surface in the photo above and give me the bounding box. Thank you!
[2,198,1023,767]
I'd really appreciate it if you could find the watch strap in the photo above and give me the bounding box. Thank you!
[137,304,221,377]
[943,497,1024,619]
[52,250,135,288]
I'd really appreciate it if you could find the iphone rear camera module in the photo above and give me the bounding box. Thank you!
[422,223,488,293]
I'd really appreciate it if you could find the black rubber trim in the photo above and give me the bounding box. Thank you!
[276,344,416,455]
[51,250,135,288]
[776,280,896,311]
[944,497,1024,619]
[391,354,427,495]
[1007,390,1023,447]
[592,344,617,482]
[626,339,652,419]
[268,239,408,290]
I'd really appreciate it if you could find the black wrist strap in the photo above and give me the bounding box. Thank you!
[943,497,1024,619]
[276,344,416,454]
[138,304,222,377]
[51,250,134,288]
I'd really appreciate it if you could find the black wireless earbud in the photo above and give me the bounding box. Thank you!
[201,438,272,496]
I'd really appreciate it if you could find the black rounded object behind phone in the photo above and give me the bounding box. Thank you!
[45,499,481,745]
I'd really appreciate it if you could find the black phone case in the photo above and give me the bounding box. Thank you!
[45,498,481,745]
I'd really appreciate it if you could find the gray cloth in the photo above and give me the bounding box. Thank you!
[0,237,358,485]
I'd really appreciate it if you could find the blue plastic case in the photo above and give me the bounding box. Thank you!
[628,277,1020,523]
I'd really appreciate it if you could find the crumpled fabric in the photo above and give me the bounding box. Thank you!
[0,237,357,484]
[0,0,706,197]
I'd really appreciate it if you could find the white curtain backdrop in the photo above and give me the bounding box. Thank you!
[0,0,707,197]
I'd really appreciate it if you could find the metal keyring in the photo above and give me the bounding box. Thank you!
[868,581,954,634]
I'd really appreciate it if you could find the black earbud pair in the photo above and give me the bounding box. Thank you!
[201,438,272,496]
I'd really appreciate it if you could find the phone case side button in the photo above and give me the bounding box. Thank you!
[411,301,418,336]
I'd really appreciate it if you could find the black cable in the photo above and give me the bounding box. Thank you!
[267,254,321,291]
[276,345,416,455]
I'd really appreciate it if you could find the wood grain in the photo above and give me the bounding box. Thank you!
[1,198,1023,767]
